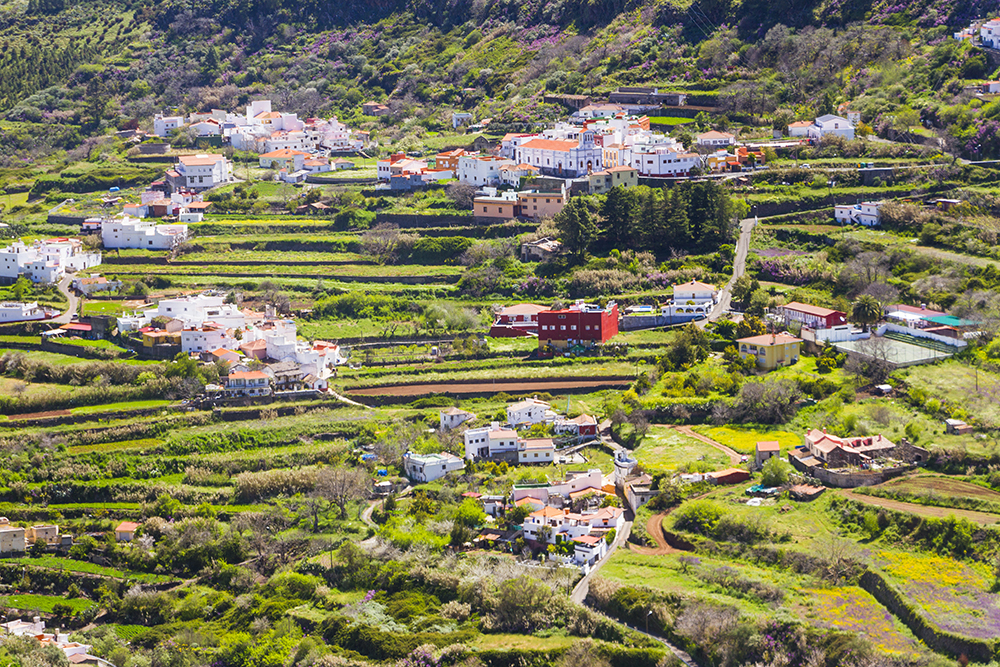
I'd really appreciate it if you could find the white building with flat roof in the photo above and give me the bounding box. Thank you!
[0,302,57,322]
[169,154,233,191]
[102,216,188,250]
[464,422,521,460]
[403,452,466,482]
[0,238,101,284]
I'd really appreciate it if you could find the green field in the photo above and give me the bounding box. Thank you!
[3,556,175,583]
[0,593,96,613]
[633,426,730,473]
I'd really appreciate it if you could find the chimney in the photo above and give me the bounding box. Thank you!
[822,428,827,434]
[771,334,776,345]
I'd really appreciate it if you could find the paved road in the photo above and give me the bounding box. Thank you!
[570,516,632,605]
[707,216,756,323]
[53,276,77,324]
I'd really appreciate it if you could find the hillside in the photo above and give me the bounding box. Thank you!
[1,0,999,156]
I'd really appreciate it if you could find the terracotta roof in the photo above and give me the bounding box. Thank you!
[708,468,748,479]
[521,438,555,450]
[737,333,802,346]
[756,441,780,452]
[573,534,603,545]
[781,301,844,318]
[674,280,716,292]
[178,154,225,166]
[261,149,310,158]
[229,370,268,380]
[788,121,814,128]
[520,138,579,152]
[530,506,564,519]
[116,521,140,532]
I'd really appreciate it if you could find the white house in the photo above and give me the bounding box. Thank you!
[259,149,309,171]
[983,81,1000,94]
[981,18,1000,48]
[522,506,624,544]
[102,216,188,250]
[457,155,516,186]
[464,422,521,460]
[440,407,477,431]
[153,114,184,137]
[672,280,717,304]
[225,370,271,397]
[787,120,813,138]
[629,145,701,177]
[809,115,855,141]
[507,398,552,427]
[190,120,221,136]
[72,275,120,295]
[377,156,428,181]
[403,452,466,482]
[518,438,556,464]
[696,131,736,147]
[0,238,101,284]
[514,131,603,178]
[181,326,233,353]
[157,294,246,328]
[512,469,605,504]
[452,112,473,129]
[834,201,882,226]
[170,154,233,191]
[0,302,57,322]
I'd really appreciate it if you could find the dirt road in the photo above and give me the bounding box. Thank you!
[839,490,1000,526]
[347,377,632,397]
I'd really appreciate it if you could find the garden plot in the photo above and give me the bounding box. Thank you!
[903,360,1000,429]
[797,587,919,656]
[875,551,1000,640]
[634,426,731,473]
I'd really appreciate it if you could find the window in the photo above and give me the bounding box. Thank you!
[571,325,577,330]
[560,325,566,331]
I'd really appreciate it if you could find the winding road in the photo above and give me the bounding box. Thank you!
[54,276,78,324]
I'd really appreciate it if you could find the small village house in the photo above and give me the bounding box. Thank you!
[736,333,802,371]
[518,438,556,464]
[464,422,521,460]
[115,521,141,542]
[403,452,466,483]
[538,300,619,355]
[521,238,562,262]
[440,407,477,430]
[507,398,552,427]
[696,130,736,147]
[777,302,847,329]
[755,441,780,469]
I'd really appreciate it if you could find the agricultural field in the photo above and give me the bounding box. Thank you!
[633,426,731,473]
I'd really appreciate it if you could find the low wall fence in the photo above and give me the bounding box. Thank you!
[858,568,997,662]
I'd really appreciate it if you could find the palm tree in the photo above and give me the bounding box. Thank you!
[852,294,883,332]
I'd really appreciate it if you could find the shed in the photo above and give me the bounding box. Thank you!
[707,468,751,485]
[754,441,780,469]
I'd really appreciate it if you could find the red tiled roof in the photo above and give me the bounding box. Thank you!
[520,138,579,152]
[781,302,844,318]
[736,334,801,346]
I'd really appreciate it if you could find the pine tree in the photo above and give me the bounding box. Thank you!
[555,198,598,259]
[600,186,636,250]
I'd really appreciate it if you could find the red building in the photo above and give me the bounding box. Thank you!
[777,302,847,329]
[537,301,619,356]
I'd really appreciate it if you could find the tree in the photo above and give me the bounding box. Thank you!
[601,186,637,249]
[11,277,30,301]
[735,315,766,339]
[844,336,895,385]
[29,538,46,558]
[360,224,417,265]
[760,456,790,487]
[554,197,598,259]
[316,467,369,519]
[852,294,883,332]
[746,288,771,316]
